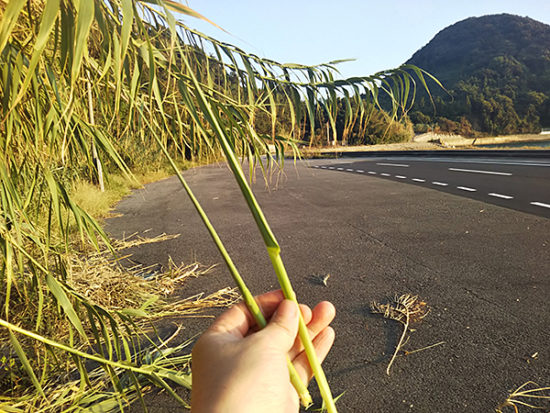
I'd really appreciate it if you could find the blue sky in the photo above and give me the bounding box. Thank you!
[184,0,550,79]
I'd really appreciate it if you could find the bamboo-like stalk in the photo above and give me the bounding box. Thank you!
[86,71,104,193]
[153,135,312,407]
[180,60,337,412]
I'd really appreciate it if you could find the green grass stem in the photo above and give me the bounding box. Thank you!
[153,134,312,407]
[180,58,337,412]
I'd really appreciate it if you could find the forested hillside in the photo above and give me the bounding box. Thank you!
[407,14,550,136]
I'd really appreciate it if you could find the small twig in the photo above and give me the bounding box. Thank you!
[371,294,428,375]
[496,381,550,412]
[404,341,445,356]
[386,306,409,375]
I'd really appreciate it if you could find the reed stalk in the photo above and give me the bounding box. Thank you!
[153,133,313,407]
[180,58,337,412]
[0,1,437,409]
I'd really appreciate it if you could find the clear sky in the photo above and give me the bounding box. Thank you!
[184,0,550,79]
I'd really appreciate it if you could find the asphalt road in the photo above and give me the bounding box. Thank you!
[313,156,550,218]
[106,157,550,413]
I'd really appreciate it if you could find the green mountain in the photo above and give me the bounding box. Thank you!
[406,14,550,135]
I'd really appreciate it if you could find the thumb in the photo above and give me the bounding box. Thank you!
[258,299,300,350]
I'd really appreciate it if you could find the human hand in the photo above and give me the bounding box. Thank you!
[191,289,336,413]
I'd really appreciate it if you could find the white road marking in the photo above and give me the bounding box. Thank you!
[346,168,354,172]
[395,175,407,179]
[357,169,365,173]
[489,193,514,200]
[380,173,391,176]
[432,181,448,186]
[449,168,512,176]
[388,158,550,168]
[457,186,477,192]
[530,202,550,209]
[368,171,377,175]
[412,178,426,182]
[376,162,410,167]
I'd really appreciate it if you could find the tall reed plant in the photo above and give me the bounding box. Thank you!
[0,0,439,410]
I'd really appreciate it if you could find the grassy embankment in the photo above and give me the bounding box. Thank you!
[301,132,550,156]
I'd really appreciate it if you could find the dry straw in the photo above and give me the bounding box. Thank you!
[371,294,429,375]
[496,381,550,413]
[0,233,239,411]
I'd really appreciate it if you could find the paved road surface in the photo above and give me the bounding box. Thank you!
[106,157,550,412]
[313,156,550,218]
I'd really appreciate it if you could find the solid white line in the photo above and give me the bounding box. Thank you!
[368,171,377,175]
[357,169,365,173]
[346,168,354,172]
[449,168,512,176]
[432,181,448,186]
[530,202,550,209]
[489,193,514,200]
[380,173,391,176]
[376,162,410,167]
[457,186,477,192]
[383,157,550,168]
[395,175,407,179]
[412,178,426,182]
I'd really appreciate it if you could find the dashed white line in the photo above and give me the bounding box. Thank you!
[395,175,407,179]
[376,162,410,167]
[457,186,477,192]
[489,193,514,200]
[432,181,448,186]
[346,168,354,172]
[380,173,391,177]
[530,202,550,209]
[449,168,512,176]
[368,171,377,175]
[357,170,365,173]
[412,178,426,182]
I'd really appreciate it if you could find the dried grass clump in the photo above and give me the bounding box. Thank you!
[371,294,429,375]
[70,233,225,311]
[0,232,239,411]
[69,233,241,325]
[496,381,550,413]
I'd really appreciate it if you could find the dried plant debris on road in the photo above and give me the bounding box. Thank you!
[496,381,550,413]
[371,294,431,375]
[309,274,331,287]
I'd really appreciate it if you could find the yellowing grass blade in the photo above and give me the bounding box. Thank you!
[71,0,94,85]
[142,0,226,32]
[10,331,46,399]
[45,274,87,341]
[0,0,26,53]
